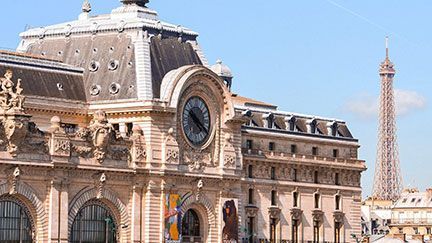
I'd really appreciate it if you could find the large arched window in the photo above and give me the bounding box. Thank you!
[70,201,117,243]
[182,209,200,242]
[0,197,34,243]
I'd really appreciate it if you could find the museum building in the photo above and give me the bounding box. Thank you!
[0,0,366,242]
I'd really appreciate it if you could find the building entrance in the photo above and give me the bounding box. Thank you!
[182,209,202,243]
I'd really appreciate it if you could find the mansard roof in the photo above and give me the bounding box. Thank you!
[18,3,206,102]
[234,94,355,140]
[0,51,86,102]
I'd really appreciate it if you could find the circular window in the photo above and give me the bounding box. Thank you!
[89,61,100,72]
[90,84,101,96]
[109,83,120,95]
[108,60,119,71]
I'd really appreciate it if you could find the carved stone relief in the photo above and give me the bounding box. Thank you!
[163,128,179,164]
[221,133,236,168]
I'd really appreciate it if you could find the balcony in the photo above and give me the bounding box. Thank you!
[241,148,365,168]
[390,217,432,226]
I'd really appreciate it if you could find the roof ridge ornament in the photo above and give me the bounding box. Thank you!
[121,0,149,7]
[82,0,91,13]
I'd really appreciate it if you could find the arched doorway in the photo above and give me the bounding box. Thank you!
[70,200,117,243]
[182,209,201,243]
[0,197,35,243]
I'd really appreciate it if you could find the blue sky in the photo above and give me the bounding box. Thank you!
[1,1,431,197]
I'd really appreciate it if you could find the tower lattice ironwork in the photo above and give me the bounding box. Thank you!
[372,38,403,201]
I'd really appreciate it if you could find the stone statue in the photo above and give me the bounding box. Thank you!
[0,70,25,112]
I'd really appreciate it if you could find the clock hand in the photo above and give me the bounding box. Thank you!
[189,110,209,135]
[189,110,203,132]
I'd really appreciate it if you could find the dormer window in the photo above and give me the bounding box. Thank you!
[266,114,275,129]
[310,119,317,134]
[288,117,296,131]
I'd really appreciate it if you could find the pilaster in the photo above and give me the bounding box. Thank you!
[48,179,69,243]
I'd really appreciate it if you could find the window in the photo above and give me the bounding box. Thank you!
[427,227,431,235]
[126,122,133,137]
[335,195,341,210]
[271,190,277,206]
[333,149,339,158]
[335,173,340,185]
[314,171,319,184]
[267,114,274,128]
[269,142,275,151]
[182,209,201,239]
[248,188,254,204]
[271,167,276,180]
[414,227,419,234]
[61,123,77,134]
[313,220,320,243]
[402,198,407,203]
[291,144,297,154]
[293,191,299,207]
[289,117,296,131]
[248,165,253,178]
[246,140,253,149]
[0,198,34,243]
[71,201,117,243]
[310,120,317,134]
[411,198,416,203]
[247,217,255,243]
[312,147,318,156]
[314,194,320,209]
[270,218,277,242]
[334,222,341,243]
[292,219,299,243]
[113,123,120,132]
[293,169,298,182]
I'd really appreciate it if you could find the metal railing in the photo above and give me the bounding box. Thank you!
[390,217,432,225]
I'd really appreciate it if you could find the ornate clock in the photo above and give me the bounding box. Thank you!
[182,96,211,146]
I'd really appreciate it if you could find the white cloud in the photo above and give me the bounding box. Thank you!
[343,89,427,119]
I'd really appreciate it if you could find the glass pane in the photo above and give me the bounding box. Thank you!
[70,203,117,243]
[0,200,33,243]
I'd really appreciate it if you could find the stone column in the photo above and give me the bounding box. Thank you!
[48,179,69,243]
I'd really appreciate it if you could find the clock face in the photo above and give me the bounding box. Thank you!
[182,96,211,146]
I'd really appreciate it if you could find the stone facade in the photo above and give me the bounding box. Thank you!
[0,1,366,243]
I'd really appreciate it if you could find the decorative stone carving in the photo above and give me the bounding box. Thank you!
[54,140,71,155]
[163,128,179,164]
[290,207,303,220]
[312,209,324,222]
[2,116,29,156]
[8,167,20,195]
[184,150,210,171]
[96,173,107,199]
[245,205,259,218]
[73,110,120,163]
[130,125,146,165]
[221,133,236,168]
[195,179,204,201]
[0,71,48,157]
[268,206,281,220]
[0,70,25,112]
[333,210,345,223]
